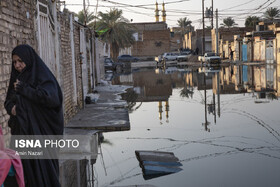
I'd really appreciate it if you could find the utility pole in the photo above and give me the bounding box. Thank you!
[202,0,205,55]
[216,9,219,56]
[217,72,220,117]
[211,0,214,29]
[93,0,100,84]
[83,0,87,25]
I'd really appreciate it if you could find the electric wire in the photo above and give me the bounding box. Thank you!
[65,0,280,28]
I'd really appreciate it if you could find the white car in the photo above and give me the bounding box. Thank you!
[198,52,221,64]
[177,52,191,62]
[155,52,179,62]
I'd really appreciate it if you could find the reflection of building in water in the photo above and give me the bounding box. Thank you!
[158,101,163,120]
[157,101,169,123]
[165,101,169,123]
[112,74,134,86]
[183,65,280,128]
[133,71,175,123]
[213,66,246,95]
[114,70,186,122]
[133,71,173,102]
[212,65,279,99]
[197,73,213,90]
[114,65,280,124]
[277,65,280,97]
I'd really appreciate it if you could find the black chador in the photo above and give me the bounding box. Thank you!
[5,44,64,187]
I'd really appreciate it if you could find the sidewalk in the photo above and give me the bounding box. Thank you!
[65,84,131,132]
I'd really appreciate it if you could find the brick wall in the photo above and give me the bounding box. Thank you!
[58,10,84,124]
[277,32,280,65]
[0,0,36,135]
[185,32,197,50]
[132,29,170,57]
[0,1,93,133]
[170,32,182,51]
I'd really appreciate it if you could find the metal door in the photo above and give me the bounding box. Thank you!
[36,1,56,74]
[242,44,247,62]
[243,65,248,83]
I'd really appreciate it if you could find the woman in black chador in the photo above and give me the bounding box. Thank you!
[4,44,64,187]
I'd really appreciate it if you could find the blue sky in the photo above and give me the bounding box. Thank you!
[64,0,280,29]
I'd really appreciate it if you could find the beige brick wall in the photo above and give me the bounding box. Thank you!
[0,0,36,135]
[0,2,89,133]
[58,11,84,124]
[170,32,182,52]
[277,32,280,65]
[132,30,170,57]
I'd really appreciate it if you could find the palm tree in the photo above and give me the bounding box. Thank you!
[180,87,194,99]
[220,17,238,28]
[245,16,260,28]
[177,17,192,34]
[76,8,95,26]
[264,7,280,20]
[96,9,135,61]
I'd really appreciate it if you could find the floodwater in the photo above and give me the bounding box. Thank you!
[94,64,280,187]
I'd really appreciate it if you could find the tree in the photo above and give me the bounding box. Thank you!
[220,17,237,28]
[96,9,135,61]
[245,16,260,28]
[264,7,280,20]
[76,8,95,26]
[180,87,194,99]
[177,17,192,34]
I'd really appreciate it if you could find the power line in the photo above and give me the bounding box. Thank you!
[102,0,190,7]
[64,0,280,28]
[220,0,258,11]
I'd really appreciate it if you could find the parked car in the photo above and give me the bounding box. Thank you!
[155,52,179,62]
[177,51,192,62]
[104,57,123,72]
[198,52,221,64]
[180,48,193,54]
[117,55,139,62]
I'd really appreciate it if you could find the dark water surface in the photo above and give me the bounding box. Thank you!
[95,65,280,187]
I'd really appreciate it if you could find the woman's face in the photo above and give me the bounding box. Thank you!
[12,55,26,73]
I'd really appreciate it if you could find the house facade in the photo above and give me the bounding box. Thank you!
[130,22,171,60]
[185,29,212,55]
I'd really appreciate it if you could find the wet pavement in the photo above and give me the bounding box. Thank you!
[66,85,131,131]
[93,64,280,187]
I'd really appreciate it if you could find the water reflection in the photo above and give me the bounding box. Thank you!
[94,64,280,187]
[114,65,279,129]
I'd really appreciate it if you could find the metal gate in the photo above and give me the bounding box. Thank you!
[36,1,56,75]
[266,65,274,89]
[242,44,247,62]
[243,65,248,83]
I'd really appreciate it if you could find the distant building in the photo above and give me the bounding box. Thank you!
[170,26,194,51]
[126,2,192,59]
[130,22,171,59]
[238,21,280,62]
[185,29,212,55]
[211,27,253,59]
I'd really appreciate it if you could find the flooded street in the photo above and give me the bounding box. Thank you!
[94,64,280,187]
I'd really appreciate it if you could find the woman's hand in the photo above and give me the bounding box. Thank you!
[14,79,26,92]
[14,79,20,91]
[11,105,16,116]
